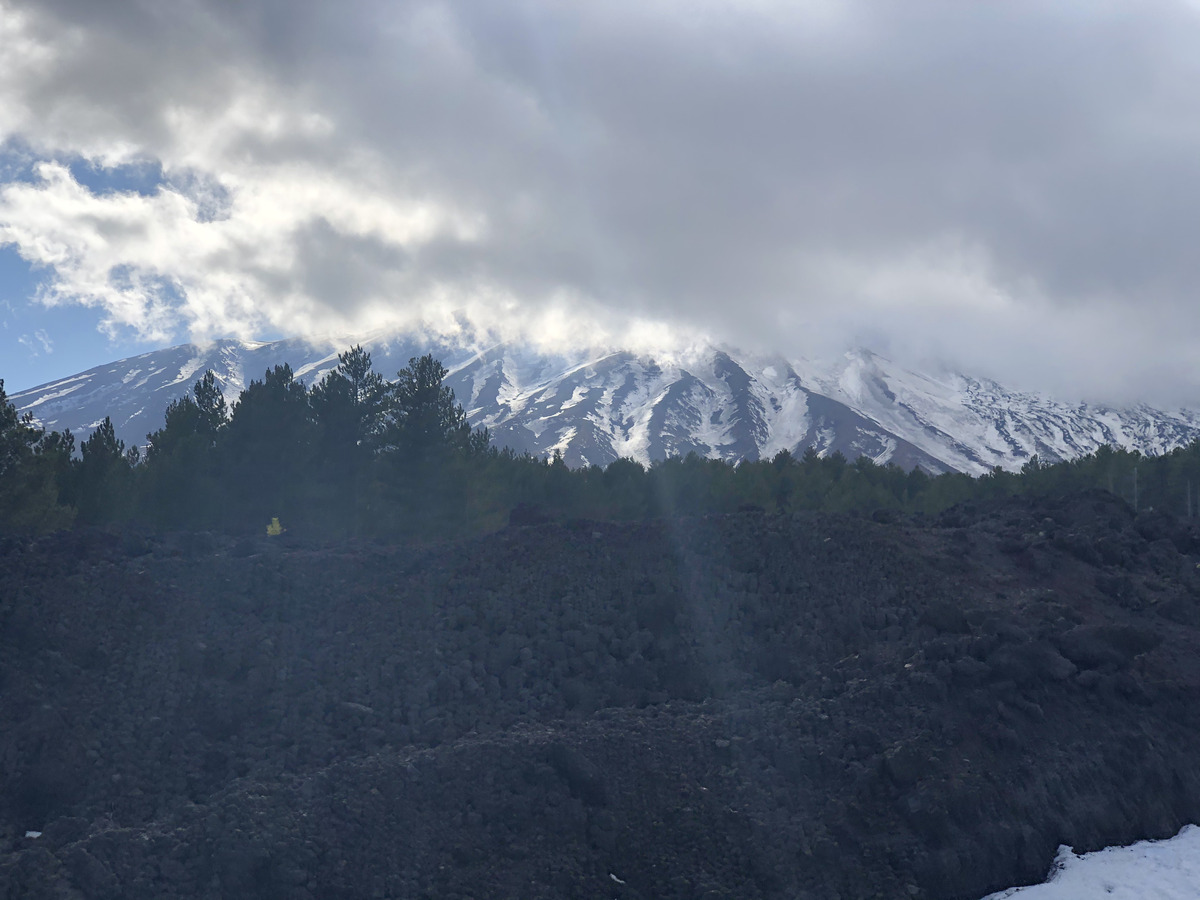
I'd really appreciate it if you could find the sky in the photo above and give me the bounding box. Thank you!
[3,1,1200,402]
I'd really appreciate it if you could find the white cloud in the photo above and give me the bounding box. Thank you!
[1,0,1200,403]
[16,327,51,355]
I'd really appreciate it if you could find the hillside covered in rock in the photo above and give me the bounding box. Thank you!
[4,490,1200,899]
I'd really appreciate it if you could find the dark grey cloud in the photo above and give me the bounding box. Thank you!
[292,218,410,310]
[3,0,1200,403]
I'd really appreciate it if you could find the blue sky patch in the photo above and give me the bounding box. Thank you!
[67,156,165,198]
[0,247,163,393]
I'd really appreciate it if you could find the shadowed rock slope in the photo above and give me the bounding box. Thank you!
[4,491,1200,899]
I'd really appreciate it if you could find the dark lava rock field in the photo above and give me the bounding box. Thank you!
[4,490,1200,899]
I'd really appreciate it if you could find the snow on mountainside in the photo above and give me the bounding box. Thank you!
[10,337,1200,474]
[797,349,1200,474]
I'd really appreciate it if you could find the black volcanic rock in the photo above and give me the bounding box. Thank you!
[2,496,1200,898]
[1056,624,1162,671]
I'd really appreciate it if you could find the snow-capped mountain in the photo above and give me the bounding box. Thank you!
[10,336,1200,474]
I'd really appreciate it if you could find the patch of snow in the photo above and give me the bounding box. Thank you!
[547,425,577,456]
[752,368,812,459]
[979,825,1200,899]
[16,381,88,409]
[170,352,209,387]
[610,380,674,463]
[813,426,837,454]
[293,350,342,382]
[866,435,896,464]
[495,354,531,416]
[687,380,732,456]
[463,357,502,408]
[560,385,590,412]
[14,371,92,393]
[219,345,246,392]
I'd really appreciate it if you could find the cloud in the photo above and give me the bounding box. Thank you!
[1,0,1200,402]
[17,327,51,355]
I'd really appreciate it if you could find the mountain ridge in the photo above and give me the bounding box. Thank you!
[10,335,1200,474]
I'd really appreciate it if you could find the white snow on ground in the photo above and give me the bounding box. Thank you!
[750,363,812,459]
[292,349,342,382]
[686,380,732,458]
[171,351,210,387]
[15,376,90,409]
[979,825,1200,899]
[559,384,590,412]
[607,362,673,461]
[546,425,577,456]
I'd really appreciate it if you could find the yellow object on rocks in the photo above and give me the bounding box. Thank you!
[267,517,283,536]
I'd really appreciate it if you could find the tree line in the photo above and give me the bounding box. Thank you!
[2,346,1199,538]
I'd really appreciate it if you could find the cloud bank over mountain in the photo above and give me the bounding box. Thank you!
[3,1,1200,403]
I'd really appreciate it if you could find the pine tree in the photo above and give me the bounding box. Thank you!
[384,355,475,460]
[142,371,228,527]
[70,417,133,524]
[220,364,315,526]
[311,345,389,462]
[0,379,40,478]
[0,380,75,533]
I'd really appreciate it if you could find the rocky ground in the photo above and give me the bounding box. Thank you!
[3,490,1200,899]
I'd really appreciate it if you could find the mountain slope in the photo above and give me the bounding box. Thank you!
[11,336,1200,473]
